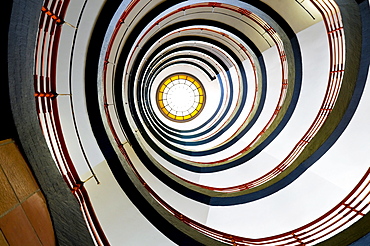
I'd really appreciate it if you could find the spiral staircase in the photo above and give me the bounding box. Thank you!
[4,0,370,245]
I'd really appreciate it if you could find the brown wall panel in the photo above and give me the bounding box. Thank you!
[0,139,55,245]
[21,191,55,246]
[0,229,10,246]
[0,140,39,201]
[0,166,18,215]
[0,206,42,246]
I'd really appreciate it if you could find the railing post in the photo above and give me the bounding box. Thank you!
[41,6,77,29]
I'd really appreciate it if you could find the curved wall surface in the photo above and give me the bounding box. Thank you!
[6,0,370,245]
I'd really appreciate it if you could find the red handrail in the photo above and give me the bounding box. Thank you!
[34,1,109,245]
[101,0,368,245]
[111,0,346,194]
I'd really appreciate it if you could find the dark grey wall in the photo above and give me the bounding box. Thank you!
[7,0,95,245]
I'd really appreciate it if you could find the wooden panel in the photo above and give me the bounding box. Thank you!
[0,140,56,245]
[0,141,39,201]
[0,206,42,246]
[22,191,55,246]
[0,166,18,215]
[0,229,9,246]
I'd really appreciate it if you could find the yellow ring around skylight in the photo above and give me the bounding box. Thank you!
[156,74,205,122]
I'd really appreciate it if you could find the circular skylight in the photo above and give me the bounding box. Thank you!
[156,74,205,121]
